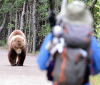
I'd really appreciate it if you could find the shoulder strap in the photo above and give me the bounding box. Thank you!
[59,48,67,82]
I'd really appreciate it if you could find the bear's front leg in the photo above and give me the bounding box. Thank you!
[17,49,26,66]
[8,48,17,66]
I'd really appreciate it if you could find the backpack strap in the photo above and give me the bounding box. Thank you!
[54,81,58,85]
[59,47,67,82]
[89,48,94,75]
[63,25,67,34]
[54,48,67,85]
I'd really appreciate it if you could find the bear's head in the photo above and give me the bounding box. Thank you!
[10,35,26,55]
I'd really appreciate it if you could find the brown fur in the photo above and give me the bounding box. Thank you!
[8,30,27,66]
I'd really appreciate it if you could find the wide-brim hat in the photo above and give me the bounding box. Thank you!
[57,1,93,25]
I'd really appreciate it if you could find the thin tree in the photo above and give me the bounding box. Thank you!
[32,0,36,53]
[8,12,12,37]
[89,0,97,12]
[20,2,26,30]
[0,14,7,32]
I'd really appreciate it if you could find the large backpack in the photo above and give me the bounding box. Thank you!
[47,22,92,85]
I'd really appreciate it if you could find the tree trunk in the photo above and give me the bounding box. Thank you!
[18,12,21,29]
[32,0,36,53]
[20,2,26,30]
[26,5,30,52]
[15,12,18,30]
[0,14,7,32]
[8,12,12,37]
[29,6,32,52]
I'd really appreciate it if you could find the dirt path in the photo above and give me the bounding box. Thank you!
[0,48,52,85]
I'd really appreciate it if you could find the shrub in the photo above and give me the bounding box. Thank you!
[0,40,6,46]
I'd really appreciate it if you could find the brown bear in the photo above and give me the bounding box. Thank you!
[8,30,27,66]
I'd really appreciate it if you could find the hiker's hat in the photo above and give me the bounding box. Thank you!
[57,1,93,25]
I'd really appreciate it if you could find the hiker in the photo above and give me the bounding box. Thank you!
[37,1,100,85]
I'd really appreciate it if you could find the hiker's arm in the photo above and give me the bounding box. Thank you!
[91,36,100,74]
[37,33,53,70]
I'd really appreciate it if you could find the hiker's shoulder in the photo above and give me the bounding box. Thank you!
[91,36,100,53]
[91,36,99,45]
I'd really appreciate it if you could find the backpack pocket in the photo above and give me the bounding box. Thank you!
[53,47,88,85]
[62,23,91,49]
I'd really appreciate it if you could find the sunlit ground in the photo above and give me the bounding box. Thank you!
[90,73,100,85]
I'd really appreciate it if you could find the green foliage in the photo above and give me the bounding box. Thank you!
[0,0,26,13]
[14,0,26,8]
[37,1,49,21]
[7,23,14,29]
[68,0,74,3]
[33,51,39,54]
[37,0,50,37]
[0,0,100,51]
[38,24,51,37]
[36,0,100,45]
[0,40,6,46]
[93,0,100,41]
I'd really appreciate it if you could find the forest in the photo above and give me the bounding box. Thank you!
[0,0,99,53]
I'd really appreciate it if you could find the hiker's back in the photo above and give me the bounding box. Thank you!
[52,24,92,85]
[46,1,93,85]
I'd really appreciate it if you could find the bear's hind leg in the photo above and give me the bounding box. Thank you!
[17,50,26,66]
[8,49,17,66]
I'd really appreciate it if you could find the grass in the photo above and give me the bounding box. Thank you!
[27,51,38,57]
[34,51,39,55]
[90,73,100,85]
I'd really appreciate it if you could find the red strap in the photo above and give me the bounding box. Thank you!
[54,81,58,85]
[59,48,67,82]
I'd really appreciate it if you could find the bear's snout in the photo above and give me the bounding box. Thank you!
[16,49,21,55]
